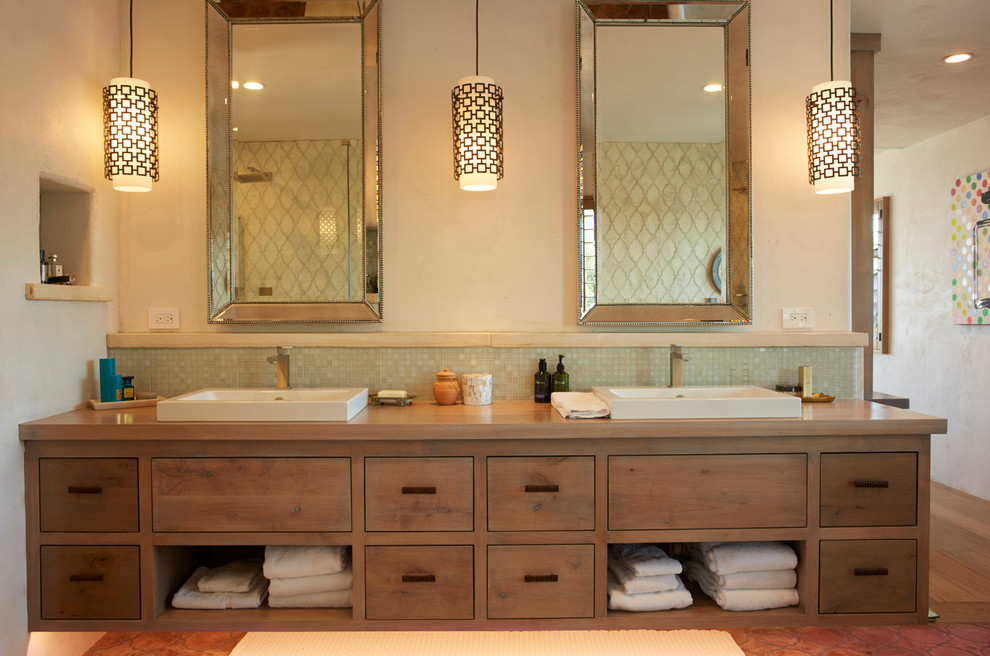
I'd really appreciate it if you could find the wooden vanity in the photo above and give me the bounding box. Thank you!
[20,400,946,631]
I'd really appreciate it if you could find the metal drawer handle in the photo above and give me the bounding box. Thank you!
[401,574,436,583]
[524,484,559,493]
[524,574,559,583]
[401,486,437,495]
[854,567,889,576]
[854,480,890,488]
[67,486,103,494]
[69,574,105,582]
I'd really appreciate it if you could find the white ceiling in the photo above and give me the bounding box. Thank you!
[851,0,990,152]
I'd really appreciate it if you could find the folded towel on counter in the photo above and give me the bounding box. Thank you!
[268,587,352,609]
[263,545,348,579]
[606,571,693,612]
[268,565,353,597]
[683,560,797,591]
[172,567,269,610]
[196,558,263,593]
[551,392,610,419]
[609,544,683,577]
[692,541,797,575]
[608,561,680,594]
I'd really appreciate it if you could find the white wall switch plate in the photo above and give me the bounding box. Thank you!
[781,307,813,329]
[149,307,180,330]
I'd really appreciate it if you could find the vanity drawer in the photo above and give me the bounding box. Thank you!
[820,453,918,527]
[487,456,594,531]
[608,454,807,530]
[39,458,139,533]
[365,457,473,532]
[152,458,351,532]
[487,545,594,619]
[40,545,141,620]
[819,540,917,613]
[365,545,474,620]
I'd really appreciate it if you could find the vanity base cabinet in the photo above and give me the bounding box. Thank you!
[20,402,938,631]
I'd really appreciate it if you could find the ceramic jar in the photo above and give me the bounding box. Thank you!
[433,369,460,405]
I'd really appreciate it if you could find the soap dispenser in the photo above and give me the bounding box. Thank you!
[534,358,552,403]
[552,354,570,393]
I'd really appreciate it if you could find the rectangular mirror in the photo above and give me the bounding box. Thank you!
[207,0,382,323]
[577,1,751,324]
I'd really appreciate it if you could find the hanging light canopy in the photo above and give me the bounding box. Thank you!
[806,0,860,195]
[104,0,159,192]
[452,0,503,191]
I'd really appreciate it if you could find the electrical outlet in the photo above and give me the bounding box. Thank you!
[149,307,180,330]
[781,307,813,329]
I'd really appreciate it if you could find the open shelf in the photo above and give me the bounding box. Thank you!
[25,283,112,302]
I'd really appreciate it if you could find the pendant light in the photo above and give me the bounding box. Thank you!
[451,0,503,191]
[805,0,860,194]
[104,0,159,192]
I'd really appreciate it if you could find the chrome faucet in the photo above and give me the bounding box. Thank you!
[267,346,292,389]
[669,345,689,387]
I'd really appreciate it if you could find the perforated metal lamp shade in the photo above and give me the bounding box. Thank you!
[452,75,503,191]
[806,79,860,194]
[104,76,159,192]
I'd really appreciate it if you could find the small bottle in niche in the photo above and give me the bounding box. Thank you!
[552,354,569,393]
[40,250,47,283]
[121,376,135,401]
[534,358,552,403]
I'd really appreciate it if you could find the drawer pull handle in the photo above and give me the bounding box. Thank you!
[525,484,559,493]
[401,486,437,495]
[69,574,104,582]
[854,480,890,488]
[67,486,103,495]
[401,574,436,583]
[524,574,558,583]
[854,567,889,576]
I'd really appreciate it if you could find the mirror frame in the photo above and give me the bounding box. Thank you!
[206,0,383,324]
[576,1,751,325]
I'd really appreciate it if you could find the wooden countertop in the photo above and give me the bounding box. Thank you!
[19,400,947,442]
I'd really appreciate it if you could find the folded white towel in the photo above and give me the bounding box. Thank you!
[607,571,693,612]
[268,587,352,608]
[268,565,353,597]
[608,561,680,594]
[551,392,610,419]
[693,541,797,575]
[263,545,348,579]
[609,544,683,577]
[683,560,797,590]
[172,567,269,610]
[690,573,799,611]
[196,558,263,593]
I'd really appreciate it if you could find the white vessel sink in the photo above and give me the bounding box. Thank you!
[591,385,802,420]
[157,388,369,422]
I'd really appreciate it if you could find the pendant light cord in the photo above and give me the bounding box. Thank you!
[828,0,834,81]
[475,0,479,76]
[128,0,134,77]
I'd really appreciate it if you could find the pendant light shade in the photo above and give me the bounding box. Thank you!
[452,0,503,191]
[806,0,860,194]
[104,77,159,192]
[806,80,860,194]
[104,0,159,192]
[452,75,503,191]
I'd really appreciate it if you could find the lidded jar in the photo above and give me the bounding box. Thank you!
[433,368,460,405]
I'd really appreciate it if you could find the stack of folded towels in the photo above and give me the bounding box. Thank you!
[607,543,693,611]
[684,541,799,611]
[172,558,269,609]
[263,545,352,608]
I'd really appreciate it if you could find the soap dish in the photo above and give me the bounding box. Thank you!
[801,393,835,404]
[370,394,416,407]
[88,396,164,411]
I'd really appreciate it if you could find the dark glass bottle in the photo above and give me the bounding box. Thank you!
[552,354,569,392]
[534,358,552,403]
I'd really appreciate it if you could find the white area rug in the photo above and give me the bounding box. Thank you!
[229,629,744,656]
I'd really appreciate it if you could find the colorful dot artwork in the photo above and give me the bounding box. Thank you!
[949,170,990,324]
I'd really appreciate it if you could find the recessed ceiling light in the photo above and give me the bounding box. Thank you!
[944,53,972,64]
[702,83,723,93]
[243,81,265,90]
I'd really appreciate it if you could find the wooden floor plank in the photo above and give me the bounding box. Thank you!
[929,482,990,622]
